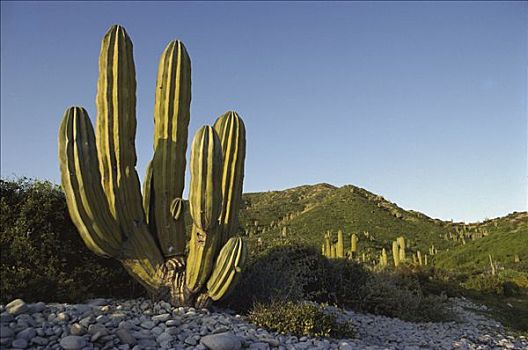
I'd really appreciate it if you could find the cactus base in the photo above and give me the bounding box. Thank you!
[153,257,213,308]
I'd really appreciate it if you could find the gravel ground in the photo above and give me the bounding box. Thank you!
[0,297,526,350]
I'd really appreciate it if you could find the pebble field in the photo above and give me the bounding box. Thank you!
[0,297,526,350]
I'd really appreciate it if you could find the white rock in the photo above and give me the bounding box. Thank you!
[70,323,85,336]
[6,299,28,316]
[152,313,170,322]
[56,312,70,322]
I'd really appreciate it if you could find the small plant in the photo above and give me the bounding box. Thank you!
[249,301,355,338]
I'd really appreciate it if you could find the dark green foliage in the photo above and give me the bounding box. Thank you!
[356,270,456,322]
[323,258,370,308]
[462,273,524,297]
[228,243,371,312]
[227,243,454,323]
[228,244,330,311]
[249,301,355,338]
[0,178,143,303]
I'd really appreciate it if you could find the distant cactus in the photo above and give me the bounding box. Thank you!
[417,251,423,266]
[392,241,400,267]
[380,248,388,266]
[489,254,496,276]
[323,232,331,258]
[429,244,437,256]
[58,25,247,308]
[330,244,337,259]
[397,236,406,262]
[336,230,345,258]
[350,233,358,257]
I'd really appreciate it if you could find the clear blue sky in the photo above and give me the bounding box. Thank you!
[1,1,526,222]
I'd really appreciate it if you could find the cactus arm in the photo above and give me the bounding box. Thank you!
[95,25,147,240]
[213,111,246,246]
[186,126,223,292]
[149,41,191,256]
[58,107,123,257]
[206,237,247,301]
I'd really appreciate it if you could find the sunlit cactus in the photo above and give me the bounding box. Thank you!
[336,230,345,258]
[380,248,388,267]
[58,25,248,308]
[392,241,400,267]
[397,236,406,262]
[350,233,358,256]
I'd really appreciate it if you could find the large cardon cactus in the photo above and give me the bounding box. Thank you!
[58,25,247,307]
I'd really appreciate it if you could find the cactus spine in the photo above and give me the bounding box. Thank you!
[58,25,247,308]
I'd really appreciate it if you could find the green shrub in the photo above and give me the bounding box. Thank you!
[228,244,329,310]
[323,258,370,308]
[228,243,370,312]
[357,271,456,322]
[462,273,523,296]
[0,178,143,303]
[249,301,354,338]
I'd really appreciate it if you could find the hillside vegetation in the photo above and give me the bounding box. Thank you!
[238,183,527,272]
